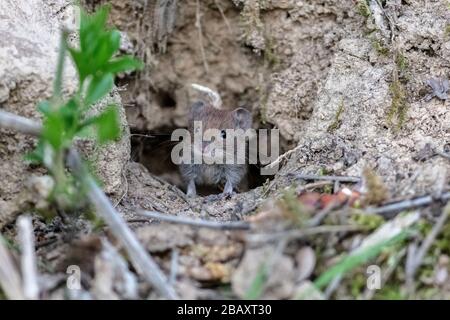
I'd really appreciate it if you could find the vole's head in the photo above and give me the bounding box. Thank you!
[188,101,252,163]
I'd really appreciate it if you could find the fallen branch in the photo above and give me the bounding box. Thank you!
[17,215,39,300]
[0,110,178,299]
[137,209,251,230]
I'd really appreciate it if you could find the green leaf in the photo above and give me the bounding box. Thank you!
[313,232,407,290]
[244,263,268,300]
[94,30,121,68]
[42,112,65,149]
[68,47,88,83]
[80,5,110,52]
[106,56,144,74]
[24,141,45,164]
[59,99,80,135]
[93,106,121,144]
[85,73,114,106]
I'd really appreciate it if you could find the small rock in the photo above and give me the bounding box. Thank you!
[295,246,316,282]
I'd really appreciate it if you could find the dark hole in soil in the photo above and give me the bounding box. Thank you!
[154,89,177,109]
[130,124,274,197]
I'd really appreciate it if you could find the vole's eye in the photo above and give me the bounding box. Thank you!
[220,130,226,139]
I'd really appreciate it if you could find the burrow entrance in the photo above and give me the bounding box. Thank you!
[110,0,346,195]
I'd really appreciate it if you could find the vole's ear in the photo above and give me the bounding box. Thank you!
[232,108,252,129]
[190,100,205,120]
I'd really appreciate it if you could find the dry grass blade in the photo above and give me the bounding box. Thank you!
[405,202,450,292]
[17,215,39,300]
[191,83,222,109]
[0,235,24,299]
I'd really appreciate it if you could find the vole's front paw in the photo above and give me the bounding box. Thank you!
[204,194,220,202]
[221,190,235,199]
[186,180,197,198]
[203,191,235,203]
[186,190,196,198]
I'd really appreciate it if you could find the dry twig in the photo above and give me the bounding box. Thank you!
[366,192,450,215]
[290,174,361,183]
[195,0,209,73]
[405,202,450,292]
[137,209,251,230]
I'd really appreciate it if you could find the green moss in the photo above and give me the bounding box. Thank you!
[83,209,105,231]
[395,53,409,73]
[0,234,20,252]
[327,99,345,133]
[351,212,385,230]
[263,35,280,68]
[434,221,450,253]
[374,284,405,300]
[371,39,390,55]
[282,188,308,226]
[258,87,270,124]
[445,24,450,37]
[357,0,371,17]
[349,272,367,298]
[387,79,408,131]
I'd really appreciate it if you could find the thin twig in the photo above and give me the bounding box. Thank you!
[263,144,301,171]
[169,249,179,286]
[406,202,450,284]
[246,225,364,243]
[17,215,39,300]
[290,173,361,183]
[0,109,42,135]
[114,169,129,208]
[214,0,233,36]
[366,192,450,215]
[195,0,209,73]
[0,110,178,299]
[137,209,251,230]
[306,201,339,227]
[324,274,342,299]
